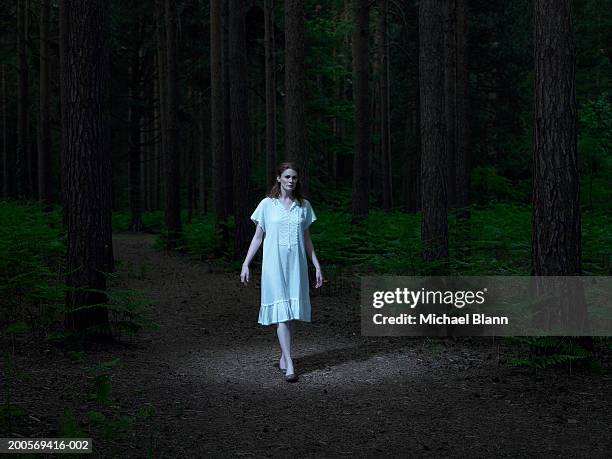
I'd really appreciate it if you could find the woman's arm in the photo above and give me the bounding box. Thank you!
[304,228,323,288]
[241,224,264,283]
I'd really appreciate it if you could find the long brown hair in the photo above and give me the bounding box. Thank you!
[267,162,305,205]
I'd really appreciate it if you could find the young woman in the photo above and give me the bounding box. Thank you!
[240,162,323,382]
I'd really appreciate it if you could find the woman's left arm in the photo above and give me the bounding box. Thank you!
[304,228,323,288]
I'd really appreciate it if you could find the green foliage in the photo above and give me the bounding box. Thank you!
[180,213,218,257]
[505,337,595,370]
[81,358,131,440]
[60,408,87,438]
[0,201,66,338]
[0,201,157,345]
[471,166,528,204]
[176,195,610,277]
[578,93,612,209]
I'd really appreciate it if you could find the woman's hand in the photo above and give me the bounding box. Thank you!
[240,265,250,284]
[315,267,323,288]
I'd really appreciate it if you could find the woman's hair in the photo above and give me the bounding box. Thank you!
[267,162,305,205]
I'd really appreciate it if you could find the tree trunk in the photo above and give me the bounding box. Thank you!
[419,0,448,262]
[265,0,277,186]
[199,92,208,214]
[1,65,7,198]
[164,0,182,247]
[38,0,52,204]
[443,0,457,208]
[533,0,590,338]
[455,0,470,212]
[532,0,581,276]
[285,0,307,190]
[155,0,168,212]
[17,0,29,198]
[129,44,143,231]
[378,0,392,210]
[153,51,162,211]
[228,0,252,259]
[222,0,234,216]
[59,0,114,335]
[211,0,227,228]
[351,0,370,217]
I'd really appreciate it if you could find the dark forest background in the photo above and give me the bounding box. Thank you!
[0,0,611,450]
[0,0,610,330]
[0,0,611,331]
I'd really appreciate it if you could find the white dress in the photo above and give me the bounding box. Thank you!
[250,197,317,325]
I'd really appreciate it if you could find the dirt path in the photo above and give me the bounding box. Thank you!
[8,233,612,457]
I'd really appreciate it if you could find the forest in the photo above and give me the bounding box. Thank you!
[0,0,611,456]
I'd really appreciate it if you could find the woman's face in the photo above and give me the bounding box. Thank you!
[277,168,298,194]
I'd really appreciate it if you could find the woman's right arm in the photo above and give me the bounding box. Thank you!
[240,224,264,284]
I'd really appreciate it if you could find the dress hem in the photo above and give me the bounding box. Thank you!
[258,297,311,326]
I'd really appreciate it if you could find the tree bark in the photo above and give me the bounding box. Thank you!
[1,65,7,198]
[443,0,457,208]
[351,0,371,217]
[129,41,143,231]
[60,0,114,335]
[455,0,470,211]
[532,0,590,338]
[164,0,182,248]
[419,0,448,262]
[211,0,227,228]
[153,51,162,211]
[38,0,52,204]
[17,0,29,198]
[155,0,168,213]
[222,0,234,216]
[532,0,581,276]
[199,91,208,214]
[265,0,277,186]
[228,0,252,259]
[378,0,392,210]
[285,0,306,190]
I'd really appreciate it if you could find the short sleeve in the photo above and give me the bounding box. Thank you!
[304,200,317,228]
[250,198,267,232]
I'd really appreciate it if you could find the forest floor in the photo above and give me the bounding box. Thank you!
[6,233,612,457]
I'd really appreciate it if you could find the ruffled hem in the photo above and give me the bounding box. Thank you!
[258,297,311,326]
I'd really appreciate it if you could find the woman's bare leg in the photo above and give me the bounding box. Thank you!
[278,321,296,371]
[277,321,294,375]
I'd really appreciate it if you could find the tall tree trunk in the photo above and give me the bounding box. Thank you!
[155,0,168,212]
[351,0,370,217]
[1,65,7,198]
[164,0,182,247]
[285,0,307,190]
[211,0,227,228]
[419,0,448,262]
[378,0,392,210]
[153,51,162,211]
[17,0,29,198]
[142,47,152,212]
[38,0,52,204]
[222,0,234,216]
[199,92,208,214]
[228,0,252,259]
[532,0,580,276]
[533,0,589,338]
[129,43,143,231]
[455,0,470,212]
[60,0,114,335]
[265,0,277,186]
[371,46,381,206]
[443,0,457,208]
